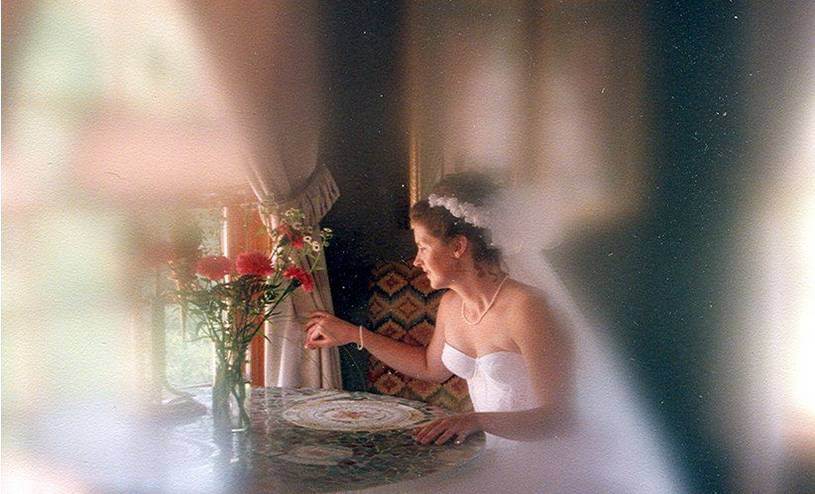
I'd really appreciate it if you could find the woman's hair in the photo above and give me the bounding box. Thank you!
[409,172,502,268]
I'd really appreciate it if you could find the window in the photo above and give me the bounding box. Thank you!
[162,208,223,388]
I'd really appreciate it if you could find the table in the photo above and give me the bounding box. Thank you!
[6,387,484,493]
[186,387,485,492]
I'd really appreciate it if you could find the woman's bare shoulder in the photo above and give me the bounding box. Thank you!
[502,279,560,339]
[503,279,549,311]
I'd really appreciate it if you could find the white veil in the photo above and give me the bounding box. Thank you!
[489,187,685,492]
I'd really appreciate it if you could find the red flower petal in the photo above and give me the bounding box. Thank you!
[299,271,314,292]
[282,265,304,280]
[235,251,274,277]
[282,266,314,292]
[195,256,233,280]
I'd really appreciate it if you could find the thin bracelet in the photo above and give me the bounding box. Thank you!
[357,325,365,350]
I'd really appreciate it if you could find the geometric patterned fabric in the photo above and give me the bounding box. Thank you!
[367,261,472,412]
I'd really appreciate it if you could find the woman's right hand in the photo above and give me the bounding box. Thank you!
[303,311,358,349]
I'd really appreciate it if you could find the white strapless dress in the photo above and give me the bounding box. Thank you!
[362,343,682,493]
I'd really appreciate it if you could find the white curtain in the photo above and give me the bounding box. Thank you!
[184,1,341,389]
[259,167,342,389]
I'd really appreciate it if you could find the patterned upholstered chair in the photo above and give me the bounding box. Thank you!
[367,261,472,412]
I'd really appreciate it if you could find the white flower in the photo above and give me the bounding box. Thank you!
[427,194,488,229]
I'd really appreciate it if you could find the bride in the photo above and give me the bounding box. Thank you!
[304,173,682,493]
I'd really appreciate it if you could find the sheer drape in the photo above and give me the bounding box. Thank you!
[258,167,342,388]
[184,1,341,388]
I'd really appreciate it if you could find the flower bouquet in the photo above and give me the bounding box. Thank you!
[168,209,331,431]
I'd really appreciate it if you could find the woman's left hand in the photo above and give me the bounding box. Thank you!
[412,413,482,445]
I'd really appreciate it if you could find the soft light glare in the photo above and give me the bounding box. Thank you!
[2,0,252,212]
[794,129,815,416]
[3,455,89,493]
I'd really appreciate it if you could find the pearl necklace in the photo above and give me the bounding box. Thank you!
[460,275,509,325]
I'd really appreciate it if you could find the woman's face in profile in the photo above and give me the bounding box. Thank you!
[411,222,457,289]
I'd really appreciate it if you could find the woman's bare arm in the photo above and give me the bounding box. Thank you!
[304,291,454,383]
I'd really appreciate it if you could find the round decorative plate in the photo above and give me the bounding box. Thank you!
[281,399,432,431]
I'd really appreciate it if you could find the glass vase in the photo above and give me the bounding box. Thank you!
[212,348,250,433]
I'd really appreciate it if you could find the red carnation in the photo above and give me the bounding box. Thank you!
[282,265,303,280]
[299,271,314,292]
[277,223,304,250]
[283,265,314,292]
[195,256,233,281]
[236,251,274,277]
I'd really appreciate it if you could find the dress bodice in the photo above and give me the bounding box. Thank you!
[441,343,540,413]
[364,343,682,493]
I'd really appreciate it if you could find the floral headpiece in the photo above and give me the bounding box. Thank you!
[427,194,489,229]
